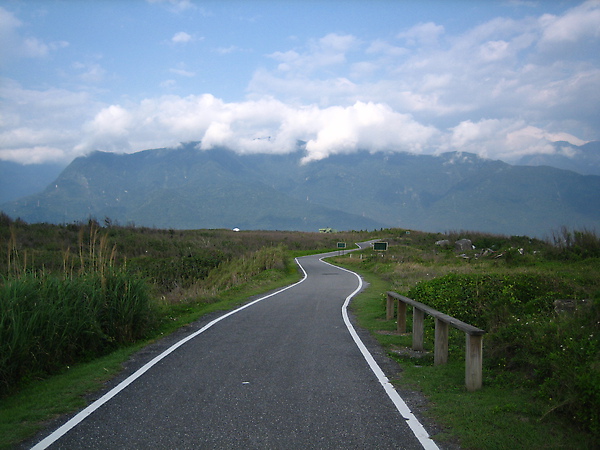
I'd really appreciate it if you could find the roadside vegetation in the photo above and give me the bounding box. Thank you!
[332,227,599,448]
[0,213,373,447]
[1,213,598,448]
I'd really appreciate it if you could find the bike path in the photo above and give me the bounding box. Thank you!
[30,243,438,449]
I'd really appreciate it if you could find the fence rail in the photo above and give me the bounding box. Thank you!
[386,291,486,391]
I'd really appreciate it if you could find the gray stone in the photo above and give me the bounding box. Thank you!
[455,239,473,251]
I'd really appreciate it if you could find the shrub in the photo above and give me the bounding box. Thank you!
[408,273,599,436]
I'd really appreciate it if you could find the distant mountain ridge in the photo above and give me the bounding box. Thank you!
[518,141,600,176]
[2,142,600,237]
[0,161,65,204]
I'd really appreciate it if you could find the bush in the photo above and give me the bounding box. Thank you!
[408,273,573,330]
[408,273,599,437]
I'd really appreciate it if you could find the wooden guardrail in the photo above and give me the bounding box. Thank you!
[386,291,486,391]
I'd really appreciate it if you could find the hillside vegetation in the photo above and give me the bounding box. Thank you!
[1,215,598,448]
[3,144,600,236]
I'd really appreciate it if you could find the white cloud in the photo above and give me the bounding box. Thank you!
[7,94,434,163]
[171,31,192,43]
[299,102,438,163]
[169,67,195,77]
[214,45,241,54]
[147,0,195,13]
[268,33,359,75]
[72,61,106,83]
[445,119,588,162]
[0,6,68,60]
[539,0,600,44]
[1,2,597,167]
[366,39,407,56]
[0,80,590,166]
[0,146,67,164]
[0,79,98,162]
[397,22,445,47]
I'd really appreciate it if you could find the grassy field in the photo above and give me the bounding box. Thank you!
[331,228,599,448]
[1,216,598,448]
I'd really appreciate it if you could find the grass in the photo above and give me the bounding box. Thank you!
[0,345,139,449]
[333,248,599,449]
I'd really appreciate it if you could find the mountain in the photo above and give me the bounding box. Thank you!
[0,146,385,232]
[2,143,600,237]
[0,160,66,203]
[518,141,600,176]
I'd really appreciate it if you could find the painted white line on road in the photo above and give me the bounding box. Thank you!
[30,262,309,450]
[321,258,440,450]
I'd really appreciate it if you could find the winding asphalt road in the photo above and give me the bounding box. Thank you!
[30,242,439,449]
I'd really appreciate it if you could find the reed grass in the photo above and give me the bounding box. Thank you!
[0,270,154,396]
[0,219,156,396]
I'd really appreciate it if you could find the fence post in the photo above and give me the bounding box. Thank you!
[386,293,394,320]
[434,318,449,365]
[412,308,424,351]
[397,299,406,333]
[466,334,483,391]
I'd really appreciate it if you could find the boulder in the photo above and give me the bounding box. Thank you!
[435,239,451,247]
[455,239,473,251]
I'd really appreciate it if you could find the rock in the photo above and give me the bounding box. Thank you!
[435,239,451,247]
[455,239,473,251]
[554,299,577,314]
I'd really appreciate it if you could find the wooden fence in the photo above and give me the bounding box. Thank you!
[386,291,486,391]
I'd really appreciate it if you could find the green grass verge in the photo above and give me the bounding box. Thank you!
[0,259,302,450]
[0,345,139,449]
[333,256,597,449]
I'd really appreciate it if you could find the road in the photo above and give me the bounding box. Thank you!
[30,242,439,449]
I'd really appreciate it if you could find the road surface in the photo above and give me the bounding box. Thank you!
[29,242,439,449]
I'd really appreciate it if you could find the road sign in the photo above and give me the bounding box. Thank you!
[373,242,388,251]
[337,242,346,249]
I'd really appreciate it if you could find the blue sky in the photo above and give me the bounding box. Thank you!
[1,0,598,165]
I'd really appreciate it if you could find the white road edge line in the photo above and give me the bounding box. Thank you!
[30,261,310,450]
[320,257,440,450]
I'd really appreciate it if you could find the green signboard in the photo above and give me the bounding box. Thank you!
[337,242,346,249]
[373,242,388,251]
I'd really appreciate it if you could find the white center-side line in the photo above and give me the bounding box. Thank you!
[320,257,440,450]
[30,262,310,450]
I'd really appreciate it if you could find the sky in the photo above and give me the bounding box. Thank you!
[1,0,599,166]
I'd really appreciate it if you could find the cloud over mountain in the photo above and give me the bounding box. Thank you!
[0,1,598,165]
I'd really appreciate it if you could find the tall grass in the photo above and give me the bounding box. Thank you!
[0,271,154,396]
[0,218,156,396]
[180,245,290,301]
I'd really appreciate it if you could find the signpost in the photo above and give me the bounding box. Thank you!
[373,242,388,251]
[337,242,346,249]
